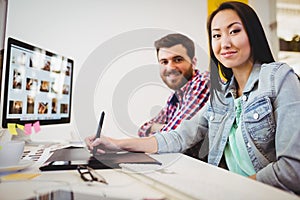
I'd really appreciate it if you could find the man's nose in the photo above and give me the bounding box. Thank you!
[166,60,177,70]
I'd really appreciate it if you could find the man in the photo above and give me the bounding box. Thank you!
[138,33,210,159]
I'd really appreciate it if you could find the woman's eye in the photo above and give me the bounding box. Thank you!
[230,29,241,35]
[212,34,221,39]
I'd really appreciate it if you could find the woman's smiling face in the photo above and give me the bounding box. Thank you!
[211,9,252,70]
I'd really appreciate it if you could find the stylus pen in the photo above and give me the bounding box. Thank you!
[93,111,105,156]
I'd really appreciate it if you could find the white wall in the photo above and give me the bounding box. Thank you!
[0,0,7,50]
[249,0,279,60]
[2,0,209,141]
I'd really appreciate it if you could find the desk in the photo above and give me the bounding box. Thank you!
[0,144,166,200]
[0,144,299,200]
[131,154,300,200]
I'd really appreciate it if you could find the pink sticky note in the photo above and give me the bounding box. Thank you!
[33,121,41,133]
[24,123,32,135]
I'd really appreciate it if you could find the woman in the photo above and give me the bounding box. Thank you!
[86,1,300,194]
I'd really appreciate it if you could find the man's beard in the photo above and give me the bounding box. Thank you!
[162,67,193,90]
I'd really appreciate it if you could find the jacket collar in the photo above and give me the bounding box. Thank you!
[225,63,261,98]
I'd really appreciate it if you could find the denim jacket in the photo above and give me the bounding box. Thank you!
[155,62,300,194]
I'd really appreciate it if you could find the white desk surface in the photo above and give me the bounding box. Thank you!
[134,153,300,200]
[0,144,299,200]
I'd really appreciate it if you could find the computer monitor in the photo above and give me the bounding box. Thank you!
[0,37,74,129]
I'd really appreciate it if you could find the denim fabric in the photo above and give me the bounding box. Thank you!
[155,62,300,194]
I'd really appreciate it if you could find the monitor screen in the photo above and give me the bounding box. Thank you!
[1,37,74,128]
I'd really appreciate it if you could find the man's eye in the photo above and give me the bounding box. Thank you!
[160,60,168,65]
[174,57,183,63]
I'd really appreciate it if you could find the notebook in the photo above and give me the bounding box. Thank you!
[39,147,161,171]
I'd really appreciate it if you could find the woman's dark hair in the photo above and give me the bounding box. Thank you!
[154,33,195,61]
[207,1,275,99]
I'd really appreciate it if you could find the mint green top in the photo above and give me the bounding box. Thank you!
[224,97,256,176]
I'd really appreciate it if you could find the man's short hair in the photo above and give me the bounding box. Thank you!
[154,33,195,60]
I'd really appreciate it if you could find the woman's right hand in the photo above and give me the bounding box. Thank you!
[85,135,121,154]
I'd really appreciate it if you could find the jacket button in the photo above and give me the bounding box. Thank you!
[242,95,247,101]
[253,113,259,119]
[209,115,214,121]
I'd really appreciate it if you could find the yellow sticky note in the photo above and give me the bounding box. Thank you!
[1,173,40,181]
[17,124,25,130]
[8,123,18,135]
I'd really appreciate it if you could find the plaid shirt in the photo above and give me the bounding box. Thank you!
[138,70,210,137]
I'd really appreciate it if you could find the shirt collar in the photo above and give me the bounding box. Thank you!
[172,69,199,104]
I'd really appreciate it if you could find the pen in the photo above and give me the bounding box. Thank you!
[93,111,105,155]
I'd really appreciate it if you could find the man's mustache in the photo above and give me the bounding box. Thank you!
[164,69,182,76]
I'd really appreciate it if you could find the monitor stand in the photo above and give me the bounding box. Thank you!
[11,129,57,146]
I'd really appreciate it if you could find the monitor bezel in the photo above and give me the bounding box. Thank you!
[1,37,74,128]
